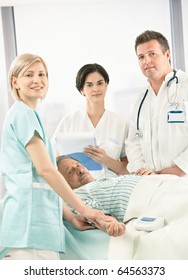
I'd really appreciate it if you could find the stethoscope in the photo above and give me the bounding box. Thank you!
[135,70,179,137]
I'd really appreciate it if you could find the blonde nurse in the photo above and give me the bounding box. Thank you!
[0,54,125,260]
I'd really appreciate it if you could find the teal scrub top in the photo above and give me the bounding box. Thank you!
[0,100,66,252]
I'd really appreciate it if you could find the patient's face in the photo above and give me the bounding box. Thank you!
[58,158,95,189]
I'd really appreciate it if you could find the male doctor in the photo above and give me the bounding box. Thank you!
[126,30,188,176]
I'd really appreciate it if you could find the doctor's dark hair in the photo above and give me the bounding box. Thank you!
[135,30,170,54]
[75,63,110,93]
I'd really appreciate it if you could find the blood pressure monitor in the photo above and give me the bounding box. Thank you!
[133,216,165,231]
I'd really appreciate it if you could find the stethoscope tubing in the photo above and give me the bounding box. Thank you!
[136,70,178,135]
[167,70,178,87]
[136,89,148,131]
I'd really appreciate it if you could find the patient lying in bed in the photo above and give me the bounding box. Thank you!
[57,155,188,259]
[56,155,141,222]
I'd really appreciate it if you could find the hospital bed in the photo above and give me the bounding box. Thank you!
[108,174,188,260]
[59,174,188,260]
[61,174,188,260]
[1,174,188,260]
[41,102,188,260]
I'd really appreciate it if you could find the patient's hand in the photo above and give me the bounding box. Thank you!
[95,216,125,237]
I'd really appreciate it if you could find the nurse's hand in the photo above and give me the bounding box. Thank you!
[78,206,125,236]
[63,203,105,230]
[132,168,155,175]
[70,213,125,237]
[70,214,96,230]
[84,145,108,164]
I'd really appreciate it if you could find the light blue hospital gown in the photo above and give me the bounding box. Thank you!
[0,100,65,252]
[69,175,142,222]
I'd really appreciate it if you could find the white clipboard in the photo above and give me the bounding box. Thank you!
[55,132,103,170]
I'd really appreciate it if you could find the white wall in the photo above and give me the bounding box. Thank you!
[182,0,188,72]
[12,0,171,122]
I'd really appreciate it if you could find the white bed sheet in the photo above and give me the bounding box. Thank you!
[108,174,188,260]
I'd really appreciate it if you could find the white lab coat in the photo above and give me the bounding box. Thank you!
[126,70,188,174]
[53,109,128,178]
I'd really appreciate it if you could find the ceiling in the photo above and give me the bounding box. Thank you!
[0,0,113,7]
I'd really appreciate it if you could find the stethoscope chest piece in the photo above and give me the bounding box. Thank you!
[135,130,143,138]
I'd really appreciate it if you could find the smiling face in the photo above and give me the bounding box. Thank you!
[12,61,48,108]
[57,157,95,189]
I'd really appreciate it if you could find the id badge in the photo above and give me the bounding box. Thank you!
[167,110,185,123]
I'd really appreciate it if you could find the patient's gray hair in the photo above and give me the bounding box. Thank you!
[56,155,79,167]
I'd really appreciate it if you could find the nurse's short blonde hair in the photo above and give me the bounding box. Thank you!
[8,53,49,100]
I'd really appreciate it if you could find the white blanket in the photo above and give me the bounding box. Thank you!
[108,174,188,259]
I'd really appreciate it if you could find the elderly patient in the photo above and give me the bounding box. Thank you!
[57,156,142,222]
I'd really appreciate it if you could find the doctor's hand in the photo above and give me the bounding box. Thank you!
[157,165,186,177]
[84,145,108,165]
[132,168,155,175]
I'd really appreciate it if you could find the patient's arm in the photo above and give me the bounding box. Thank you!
[63,203,125,236]
[95,216,125,237]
